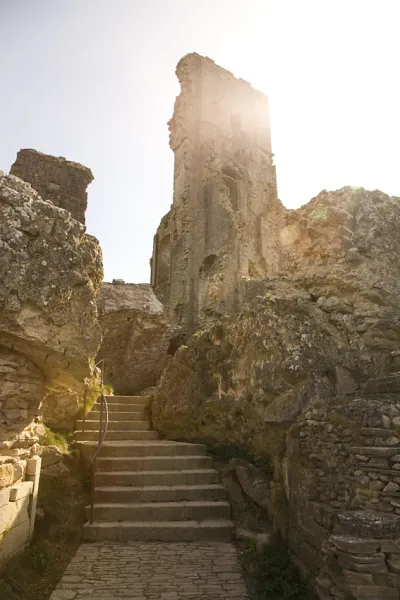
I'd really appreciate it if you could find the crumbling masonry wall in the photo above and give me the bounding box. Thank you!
[151,53,284,331]
[10,149,94,225]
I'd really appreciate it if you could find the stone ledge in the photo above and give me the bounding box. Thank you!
[330,536,380,554]
[9,481,33,501]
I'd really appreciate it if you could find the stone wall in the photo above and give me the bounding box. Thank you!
[0,456,41,570]
[97,281,171,394]
[10,149,94,225]
[151,53,283,332]
[287,394,400,599]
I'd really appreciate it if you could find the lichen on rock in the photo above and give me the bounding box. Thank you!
[0,167,103,438]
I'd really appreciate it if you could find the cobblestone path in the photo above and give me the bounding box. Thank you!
[49,542,250,600]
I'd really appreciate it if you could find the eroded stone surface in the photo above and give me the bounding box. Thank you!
[151,53,281,331]
[0,168,103,429]
[49,542,249,600]
[10,149,94,225]
[97,282,171,394]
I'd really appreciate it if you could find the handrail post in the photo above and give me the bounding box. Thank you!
[90,457,96,524]
[89,359,109,527]
[99,395,104,445]
[82,389,87,434]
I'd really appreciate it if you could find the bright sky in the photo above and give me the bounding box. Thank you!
[1,0,399,282]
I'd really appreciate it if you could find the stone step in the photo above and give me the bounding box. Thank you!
[94,401,149,411]
[350,446,400,457]
[95,469,219,487]
[86,501,231,522]
[361,428,396,438]
[105,395,151,406]
[75,430,159,442]
[89,409,147,420]
[96,456,212,471]
[82,520,234,542]
[76,420,151,431]
[94,484,227,503]
[357,466,400,475]
[78,441,207,458]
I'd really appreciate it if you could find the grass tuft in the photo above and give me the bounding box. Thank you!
[43,426,71,453]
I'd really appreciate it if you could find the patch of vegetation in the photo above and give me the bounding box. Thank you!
[81,379,114,416]
[239,537,316,600]
[209,442,273,477]
[0,451,89,600]
[43,425,71,453]
[0,580,20,600]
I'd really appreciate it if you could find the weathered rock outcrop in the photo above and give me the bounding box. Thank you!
[0,168,103,438]
[153,186,400,598]
[97,281,171,394]
[0,154,102,570]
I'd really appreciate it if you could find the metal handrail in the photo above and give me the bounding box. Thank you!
[90,359,109,524]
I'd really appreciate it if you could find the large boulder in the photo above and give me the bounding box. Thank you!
[0,168,103,437]
[281,187,400,351]
[97,281,171,394]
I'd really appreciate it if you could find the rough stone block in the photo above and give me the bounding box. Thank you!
[384,482,400,493]
[336,512,400,537]
[26,456,41,477]
[40,445,64,468]
[388,556,400,574]
[351,585,399,599]
[0,463,14,489]
[12,461,25,483]
[330,536,380,554]
[338,553,387,574]
[26,455,41,539]
[0,487,10,508]
[343,570,374,585]
[0,495,29,535]
[382,540,400,553]
[0,519,30,570]
[9,481,33,501]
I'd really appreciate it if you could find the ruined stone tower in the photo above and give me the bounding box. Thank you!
[11,149,94,225]
[151,53,283,331]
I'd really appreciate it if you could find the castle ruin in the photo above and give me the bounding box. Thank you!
[151,53,283,331]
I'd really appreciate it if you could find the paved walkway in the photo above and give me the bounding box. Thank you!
[49,542,250,600]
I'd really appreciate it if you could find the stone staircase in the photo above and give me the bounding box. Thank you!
[76,395,234,541]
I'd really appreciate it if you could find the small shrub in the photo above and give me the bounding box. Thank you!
[240,537,316,600]
[43,426,71,453]
[81,380,114,416]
